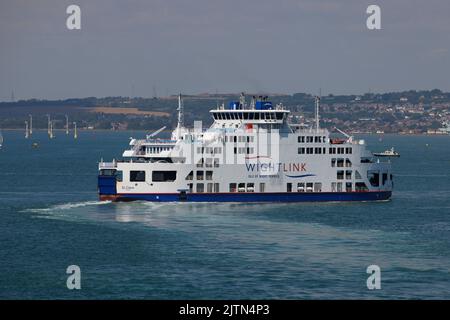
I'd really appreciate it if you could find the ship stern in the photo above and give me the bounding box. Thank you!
[98,161,118,201]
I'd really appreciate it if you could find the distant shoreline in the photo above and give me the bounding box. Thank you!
[1,128,448,136]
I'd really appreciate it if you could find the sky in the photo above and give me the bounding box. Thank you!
[0,0,449,100]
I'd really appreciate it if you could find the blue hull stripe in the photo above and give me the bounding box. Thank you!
[102,191,392,202]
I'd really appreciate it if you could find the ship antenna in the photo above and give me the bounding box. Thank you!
[177,93,184,129]
[315,95,320,132]
[174,93,184,141]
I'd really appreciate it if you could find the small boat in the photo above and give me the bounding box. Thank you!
[373,147,400,157]
[32,142,39,149]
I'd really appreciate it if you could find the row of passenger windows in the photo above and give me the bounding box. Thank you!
[224,136,255,143]
[234,147,254,154]
[298,147,353,155]
[298,147,326,154]
[197,158,220,167]
[287,182,367,192]
[212,112,284,121]
[197,147,222,154]
[187,182,371,193]
[196,148,253,156]
[331,182,368,192]
[123,170,177,182]
[331,158,352,167]
[185,170,213,181]
[189,183,265,193]
[298,136,327,143]
[146,146,172,154]
[288,182,322,192]
[329,147,352,154]
[188,183,220,193]
[336,170,358,180]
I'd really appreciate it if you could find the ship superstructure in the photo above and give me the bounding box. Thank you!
[98,94,393,202]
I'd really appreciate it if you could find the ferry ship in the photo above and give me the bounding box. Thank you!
[98,94,393,202]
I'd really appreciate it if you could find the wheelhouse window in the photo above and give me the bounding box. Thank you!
[337,170,344,180]
[206,171,213,180]
[196,171,204,180]
[229,183,237,192]
[152,171,176,182]
[130,170,146,182]
[196,183,204,193]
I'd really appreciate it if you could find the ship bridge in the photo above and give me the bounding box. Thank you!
[210,94,290,127]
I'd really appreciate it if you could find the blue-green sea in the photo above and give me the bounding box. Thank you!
[0,130,449,299]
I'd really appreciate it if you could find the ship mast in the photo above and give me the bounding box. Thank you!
[177,94,184,128]
[315,95,320,132]
[175,93,184,140]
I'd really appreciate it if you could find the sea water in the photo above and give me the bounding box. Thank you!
[0,131,449,299]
